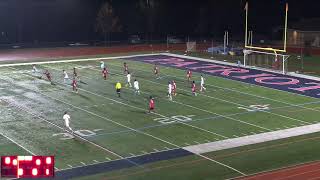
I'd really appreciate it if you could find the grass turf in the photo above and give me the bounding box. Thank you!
[0,55,320,179]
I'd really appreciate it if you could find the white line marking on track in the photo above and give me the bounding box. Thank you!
[184,143,191,146]
[105,157,111,160]
[153,148,158,152]
[93,160,99,163]
[80,162,86,165]
[129,153,136,157]
[67,164,73,168]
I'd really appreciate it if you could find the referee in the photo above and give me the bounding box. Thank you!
[115,81,122,97]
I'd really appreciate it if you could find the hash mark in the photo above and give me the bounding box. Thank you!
[93,160,99,163]
[164,147,170,150]
[105,157,111,160]
[129,153,135,156]
[80,162,86,165]
[67,164,73,168]
[153,148,159,152]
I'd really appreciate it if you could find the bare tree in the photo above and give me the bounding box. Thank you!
[96,1,121,46]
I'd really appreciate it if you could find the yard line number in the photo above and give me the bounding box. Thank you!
[154,115,195,124]
[52,129,103,140]
[238,104,270,112]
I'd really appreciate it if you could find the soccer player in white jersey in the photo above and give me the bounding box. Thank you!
[200,74,206,92]
[133,79,140,95]
[100,61,105,69]
[32,64,38,74]
[126,72,132,87]
[63,70,69,83]
[63,111,74,134]
[168,81,173,101]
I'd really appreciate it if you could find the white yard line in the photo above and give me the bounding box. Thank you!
[42,64,229,139]
[0,98,123,159]
[0,132,35,155]
[6,69,246,176]
[106,63,312,126]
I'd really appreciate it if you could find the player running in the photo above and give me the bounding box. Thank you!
[172,80,177,96]
[168,81,173,101]
[187,69,192,82]
[154,64,159,79]
[63,70,69,83]
[102,67,108,80]
[148,96,155,113]
[32,64,38,74]
[115,81,122,97]
[126,72,132,87]
[63,111,74,135]
[200,74,206,92]
[133,79,140,95]
[43,70,53,84]
[191,81,197,96]
[100,61,105,69]
[123,62,129,75]
[72,77,78,93]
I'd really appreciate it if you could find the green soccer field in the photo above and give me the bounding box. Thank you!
[1,55,320,179]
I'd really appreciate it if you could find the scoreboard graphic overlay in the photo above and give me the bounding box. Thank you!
[1,156,55,178]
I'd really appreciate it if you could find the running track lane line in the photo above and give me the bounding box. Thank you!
[7,69,246,176]
[240,161,320,180]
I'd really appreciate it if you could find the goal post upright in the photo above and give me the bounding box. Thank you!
[243,2,289,74]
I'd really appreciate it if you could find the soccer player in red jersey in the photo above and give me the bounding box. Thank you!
[102,67,108,80]
[148,96,155,113]
[44,70,52,82]
[123,62,129,75]
[72,77,78,93]
[187,69,192,82]
[172,80,177,96]
[191,81,197,96]
[154,64,159,79]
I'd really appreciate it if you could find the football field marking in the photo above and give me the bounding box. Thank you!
[0,132,35,155]
[41,64,229,139]
[5,70,246,176]
[105,63,312,126]
[183,122,320,155]
[62,63,270,133]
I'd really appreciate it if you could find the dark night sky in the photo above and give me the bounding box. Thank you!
[0,0,319,44]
